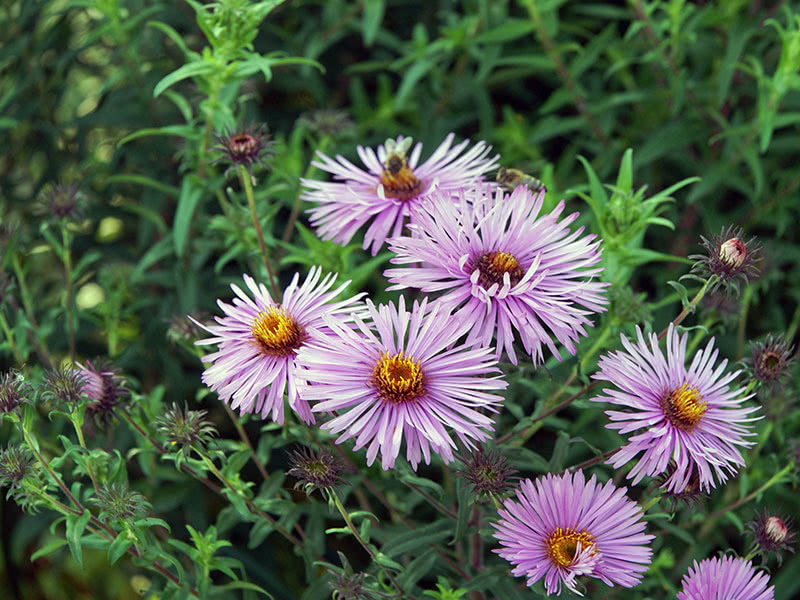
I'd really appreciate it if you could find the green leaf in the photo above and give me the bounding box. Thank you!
[117,125,197,147]
[65,509,92,569]
[474,20,535,44]
[174,175,205,258]
[30,539,68,562]
[108,534,133,565]
[106,174,180,197]
[451,478,472,544]
[616,148,634,195]
[382,520,450,558]
[362,0,385,46]
[153,61,217,98]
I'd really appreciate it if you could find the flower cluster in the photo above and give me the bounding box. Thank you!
[190,131,775,597]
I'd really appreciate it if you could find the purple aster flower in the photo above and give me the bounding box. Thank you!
[492,470,653,596]
[677,556,774,600]
[297,297,507,470]
[591,324,760,493]
[194,267,362,424]
[301,134,499,255]
[385,185,608,365]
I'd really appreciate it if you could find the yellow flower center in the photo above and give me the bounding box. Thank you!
[661,383,706,430]
[380,153,423,202]
[372,352,425,403]
[250,307,305,356]
[476,251,524,288]
[546,528,596,568]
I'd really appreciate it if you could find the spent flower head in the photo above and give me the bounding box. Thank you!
[35,182,86,221]
[0,370,27,414]
[213,123,275,171]
[156,403,217,450]
[287,446,345,495]
[690,225,762,295]
[748,334,795,386]
[41,364,86,405]
[326,552,377,600]
[91,483,150,523]
[455,447,517,498]
[747,509,795,565]
[0,445,33,491]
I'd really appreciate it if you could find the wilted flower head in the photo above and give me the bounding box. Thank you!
[591,324,760,493]
[386,185,608,365]
[41,365,86,405]
[677,556,774,600]
[35,182,85,221]
[91,483,150,522]
[0,370,26,414]
[302,133,498,255]
[76,361,129,424]
[213,123,275,170]
[455,447,517,498]
[690,225,761,294]
[287,446,345,495]
[156,403,217,450]
[493,470,653,596]
[747,509,795,565]
[0,445,33,490]
[748,335,795,385]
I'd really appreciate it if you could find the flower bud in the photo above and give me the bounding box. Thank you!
[719,237,746,268]
[747,509,795,565]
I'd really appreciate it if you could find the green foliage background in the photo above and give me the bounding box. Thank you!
[1,0,799,599]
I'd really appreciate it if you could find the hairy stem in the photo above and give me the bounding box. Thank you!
[237,164,278,295]
[329,489,407,598]
[61,225,76,360]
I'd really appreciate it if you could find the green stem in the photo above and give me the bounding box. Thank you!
[0,311,23,364]
[657,276,715,341]
[221,403,270,481]
[21,427,83,514]
[237,164,278,295]
[279,136,331,251]
[62,225,76,360]
[404,481,457,519]
[70,411,100,493]
[704,463,793,523]
[329,489,407,598]
[639,494,663,514]
[11,253,37,326]
[737,285,754,359]
[197,450,302,547]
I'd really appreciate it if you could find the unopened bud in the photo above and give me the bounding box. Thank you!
[719,237,746,268]
[765,516,788,544]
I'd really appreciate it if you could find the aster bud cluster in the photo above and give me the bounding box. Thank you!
[0,370,27,414]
